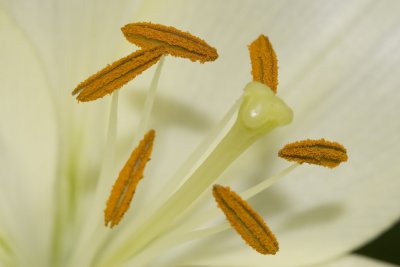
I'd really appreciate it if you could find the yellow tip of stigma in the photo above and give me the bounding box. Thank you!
[248,35,278,93]
[212,184,279,255]
[278,139,348,168]
[121,22,218,63]
[104,129,156,228]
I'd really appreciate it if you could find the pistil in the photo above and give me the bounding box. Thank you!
[103,81,293,265]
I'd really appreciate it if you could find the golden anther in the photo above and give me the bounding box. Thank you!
[278,139,348,168]
[248,35,278,93]
[104,130,155,228]
[212,184,279,255]
[72,46,165,102]
[121,22,218,63]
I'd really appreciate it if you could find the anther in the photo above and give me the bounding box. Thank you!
[121,22,218,63]
[72,46,165,102]
[104,129,155,227]
[248,35,278,93]
[278,139,348,168]
[213,184,279,255]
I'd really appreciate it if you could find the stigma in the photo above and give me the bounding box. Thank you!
[239,81,292,133]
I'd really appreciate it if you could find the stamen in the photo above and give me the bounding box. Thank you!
[104,129,155,227]
[72,46,165,102]
[248,35,278,93]
[213,185,279,255]
[121,22,218,63]
[278,139,348,168]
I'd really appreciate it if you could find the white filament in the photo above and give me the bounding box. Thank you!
[132,55,165,147]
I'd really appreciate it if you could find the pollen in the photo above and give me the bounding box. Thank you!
[104,129,155,228]
[278,139,348,168]
[121,22,218,63]
[248,35,278,93]
[72,46,165,102]
[212,184,279,255]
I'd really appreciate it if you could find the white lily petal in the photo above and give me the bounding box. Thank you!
[0,0,143,80]
[0,8,57,266]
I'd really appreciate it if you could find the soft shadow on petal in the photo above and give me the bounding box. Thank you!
[125,88,213,131]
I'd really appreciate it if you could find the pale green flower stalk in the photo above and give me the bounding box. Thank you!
[0,1,400,267]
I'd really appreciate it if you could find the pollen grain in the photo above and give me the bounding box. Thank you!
[72,46,165,102]
[278,139,348,168]
[212,184,279,255]
[121,22,218,63]
[248,35,278,93]
[104,129,156,228]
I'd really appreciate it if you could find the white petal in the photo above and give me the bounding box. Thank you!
[0,0,144,84]
[0,8,57,266]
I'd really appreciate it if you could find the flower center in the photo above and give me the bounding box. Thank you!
[100,81,293,266]
[67,23,347,267]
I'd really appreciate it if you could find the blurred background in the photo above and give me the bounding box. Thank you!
[356,219,399,265]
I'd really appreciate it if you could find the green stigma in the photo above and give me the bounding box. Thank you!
[239,81,293,135]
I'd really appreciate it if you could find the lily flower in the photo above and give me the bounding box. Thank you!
[0,1,399,267]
